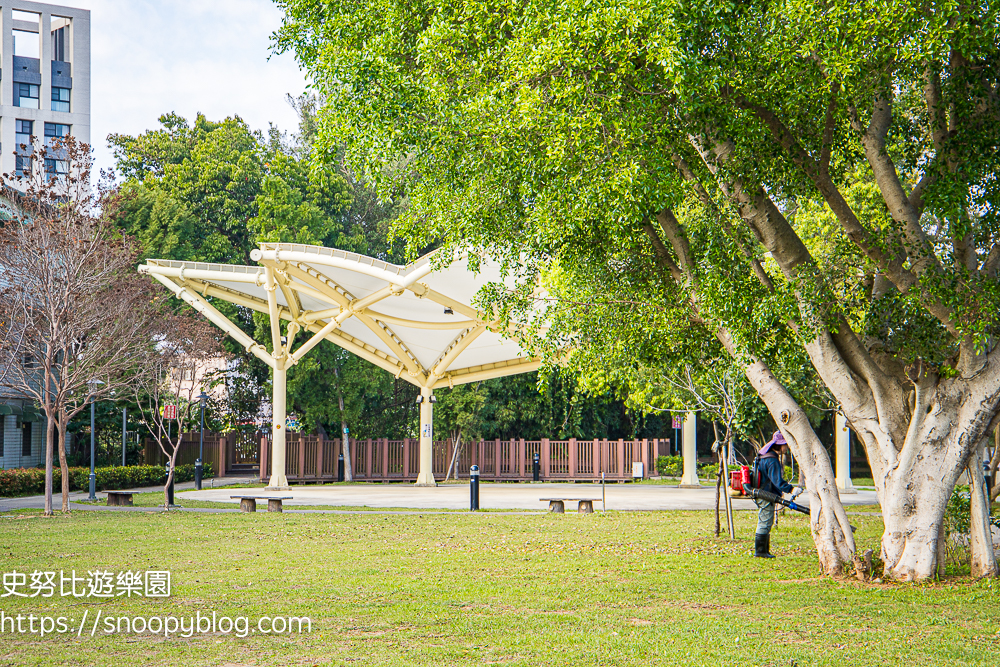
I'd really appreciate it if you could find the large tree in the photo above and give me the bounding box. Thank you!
[276,0,1000,579]
[0,139,162,513]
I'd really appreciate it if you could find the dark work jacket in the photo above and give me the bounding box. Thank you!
[756,452,793,496]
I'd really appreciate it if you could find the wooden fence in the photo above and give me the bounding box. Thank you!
[261,435,671,483]
[143,433,231,475]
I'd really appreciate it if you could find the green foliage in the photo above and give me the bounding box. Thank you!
[110,112,354,263]
[945,488,972,535]
[699,463,720,480]
[272,0,1000,441]
[0,464,213,498]
[655,455,682,477]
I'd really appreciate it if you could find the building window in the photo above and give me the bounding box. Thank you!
[15,120,33,176]
[17,83,40,109]
[44,122,71,146]
[44,158,68,178]
[51,87,70,112]
[21,423,32,457]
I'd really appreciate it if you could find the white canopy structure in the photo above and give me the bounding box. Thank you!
[138,242,541,488]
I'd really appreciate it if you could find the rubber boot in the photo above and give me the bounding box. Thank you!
[755,533,775,559]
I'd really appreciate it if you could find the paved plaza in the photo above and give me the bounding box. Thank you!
[0,476,879,513]
[178,481,878,511]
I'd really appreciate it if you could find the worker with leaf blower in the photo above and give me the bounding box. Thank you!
[746,431,804,559]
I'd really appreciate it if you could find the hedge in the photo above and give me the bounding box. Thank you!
[0,463,214,498]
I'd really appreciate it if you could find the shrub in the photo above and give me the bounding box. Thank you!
[0,463,214,498]
[700,463,720,480]
[655,455,682,477]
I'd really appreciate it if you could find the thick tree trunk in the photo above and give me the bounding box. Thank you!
[716,329,856,575]
[967,448,998,578]
[743,357,857,575]
[643,206,854,574]
[849,373,1000,580]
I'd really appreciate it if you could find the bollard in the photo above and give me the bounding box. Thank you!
[338,453,345,482]
[166,461,175,507]
[533,452,540,482]
[984,461,993,506]
[470,465,480,511]
[195,458,203,491]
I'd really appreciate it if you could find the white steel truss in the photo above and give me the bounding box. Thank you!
[139,243,542,488]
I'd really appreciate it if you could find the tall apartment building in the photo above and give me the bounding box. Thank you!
[0,3,89,469]
[0,2,89,179]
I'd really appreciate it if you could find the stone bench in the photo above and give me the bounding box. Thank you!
[230,496,293,513]
[540,498,599,514]
[105,491,134,507]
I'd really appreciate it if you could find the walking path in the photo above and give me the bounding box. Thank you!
[1,477,879,513]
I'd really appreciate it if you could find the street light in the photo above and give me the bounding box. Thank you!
[196,391,209,490]
[87,379,105,501]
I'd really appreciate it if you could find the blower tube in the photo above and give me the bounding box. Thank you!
[743,484,810,515]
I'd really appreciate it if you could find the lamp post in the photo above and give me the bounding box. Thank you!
[87,379,104,501]
[121,406,127,467]
[196,391,208,490]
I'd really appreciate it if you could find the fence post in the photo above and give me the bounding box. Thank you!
[403,438,410,479]
[382,438,389,479]
[368,438,375,482]
[260,436,269,482]
[295,434,305,481]
[569,438,577,477]
[618,438,625,480]
[519,439,526,479]
[316,434,325,480]
[219,436,227,477]
[541,438,550,480]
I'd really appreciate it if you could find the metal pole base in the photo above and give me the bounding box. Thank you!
[88,474,96,502]
[195,461,203,491]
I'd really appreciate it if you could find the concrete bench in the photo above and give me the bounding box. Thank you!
[540,498,599,514]
[105,491,134,507]
[230,496,293,513]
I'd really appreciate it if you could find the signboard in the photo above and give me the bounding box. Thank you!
[162,405,178,420]
[671,415,683,430]
[286,414,301,432]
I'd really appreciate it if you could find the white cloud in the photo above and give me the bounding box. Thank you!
[76,0,309,175]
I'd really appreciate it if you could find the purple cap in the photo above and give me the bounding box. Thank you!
[759,430,787,455]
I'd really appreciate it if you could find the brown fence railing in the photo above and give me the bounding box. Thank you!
[261,435,671,483]
[143,433,230,475]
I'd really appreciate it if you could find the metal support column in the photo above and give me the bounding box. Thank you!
[679,412,701,488]
[835,413,856,494]
[267,364,290,489]
[415,386,436,486]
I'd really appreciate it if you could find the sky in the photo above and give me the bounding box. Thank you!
[77,0,309,176]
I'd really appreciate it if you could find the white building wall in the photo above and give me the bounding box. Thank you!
[0,1,90,176]
[0,414,45,469]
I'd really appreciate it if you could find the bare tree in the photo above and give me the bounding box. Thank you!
[0,137,162,514]
[131,315,226,508]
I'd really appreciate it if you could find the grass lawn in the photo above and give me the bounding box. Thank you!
[1,507,997,666]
